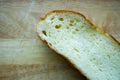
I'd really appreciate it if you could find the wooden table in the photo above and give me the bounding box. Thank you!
[0,0,120,80]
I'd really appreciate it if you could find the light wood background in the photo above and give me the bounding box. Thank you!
[0,0,120,80]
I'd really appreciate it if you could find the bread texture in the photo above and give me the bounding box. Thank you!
[37,10,120,80]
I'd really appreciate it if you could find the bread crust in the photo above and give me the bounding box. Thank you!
[37,10,120,80]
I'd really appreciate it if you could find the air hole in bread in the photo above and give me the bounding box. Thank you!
[70,20,74,23]
[51,17,54,20]
[99,68,103,72]
[91,34,96,36]
[42,30,47,36]
[90,58,96,61]
[55,24,61,29]
[58,17,64,21]
[74,48,79,52]
[107,55,111,59]
[92,58,96,60]
[75,18,80,22]
[49,43,52,46]
[66,26,69,29]
[75,28,79,31]
[69,23,74,26]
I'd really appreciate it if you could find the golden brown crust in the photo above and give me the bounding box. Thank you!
[37,10,120,80]
[108,35,120,45]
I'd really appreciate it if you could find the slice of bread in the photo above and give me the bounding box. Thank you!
[37,10,120,80]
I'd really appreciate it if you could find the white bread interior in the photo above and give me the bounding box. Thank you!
[37,10,120,80]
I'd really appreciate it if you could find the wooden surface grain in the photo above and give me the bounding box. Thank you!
[0,64,87,80]
[0,0,120,80]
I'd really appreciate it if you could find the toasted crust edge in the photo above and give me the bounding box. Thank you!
[37,10,120,80]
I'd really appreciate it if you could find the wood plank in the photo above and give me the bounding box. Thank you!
[0,39,68,65]
[0,64,86,80]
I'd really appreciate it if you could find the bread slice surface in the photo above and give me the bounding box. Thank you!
[37,10,120,80]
